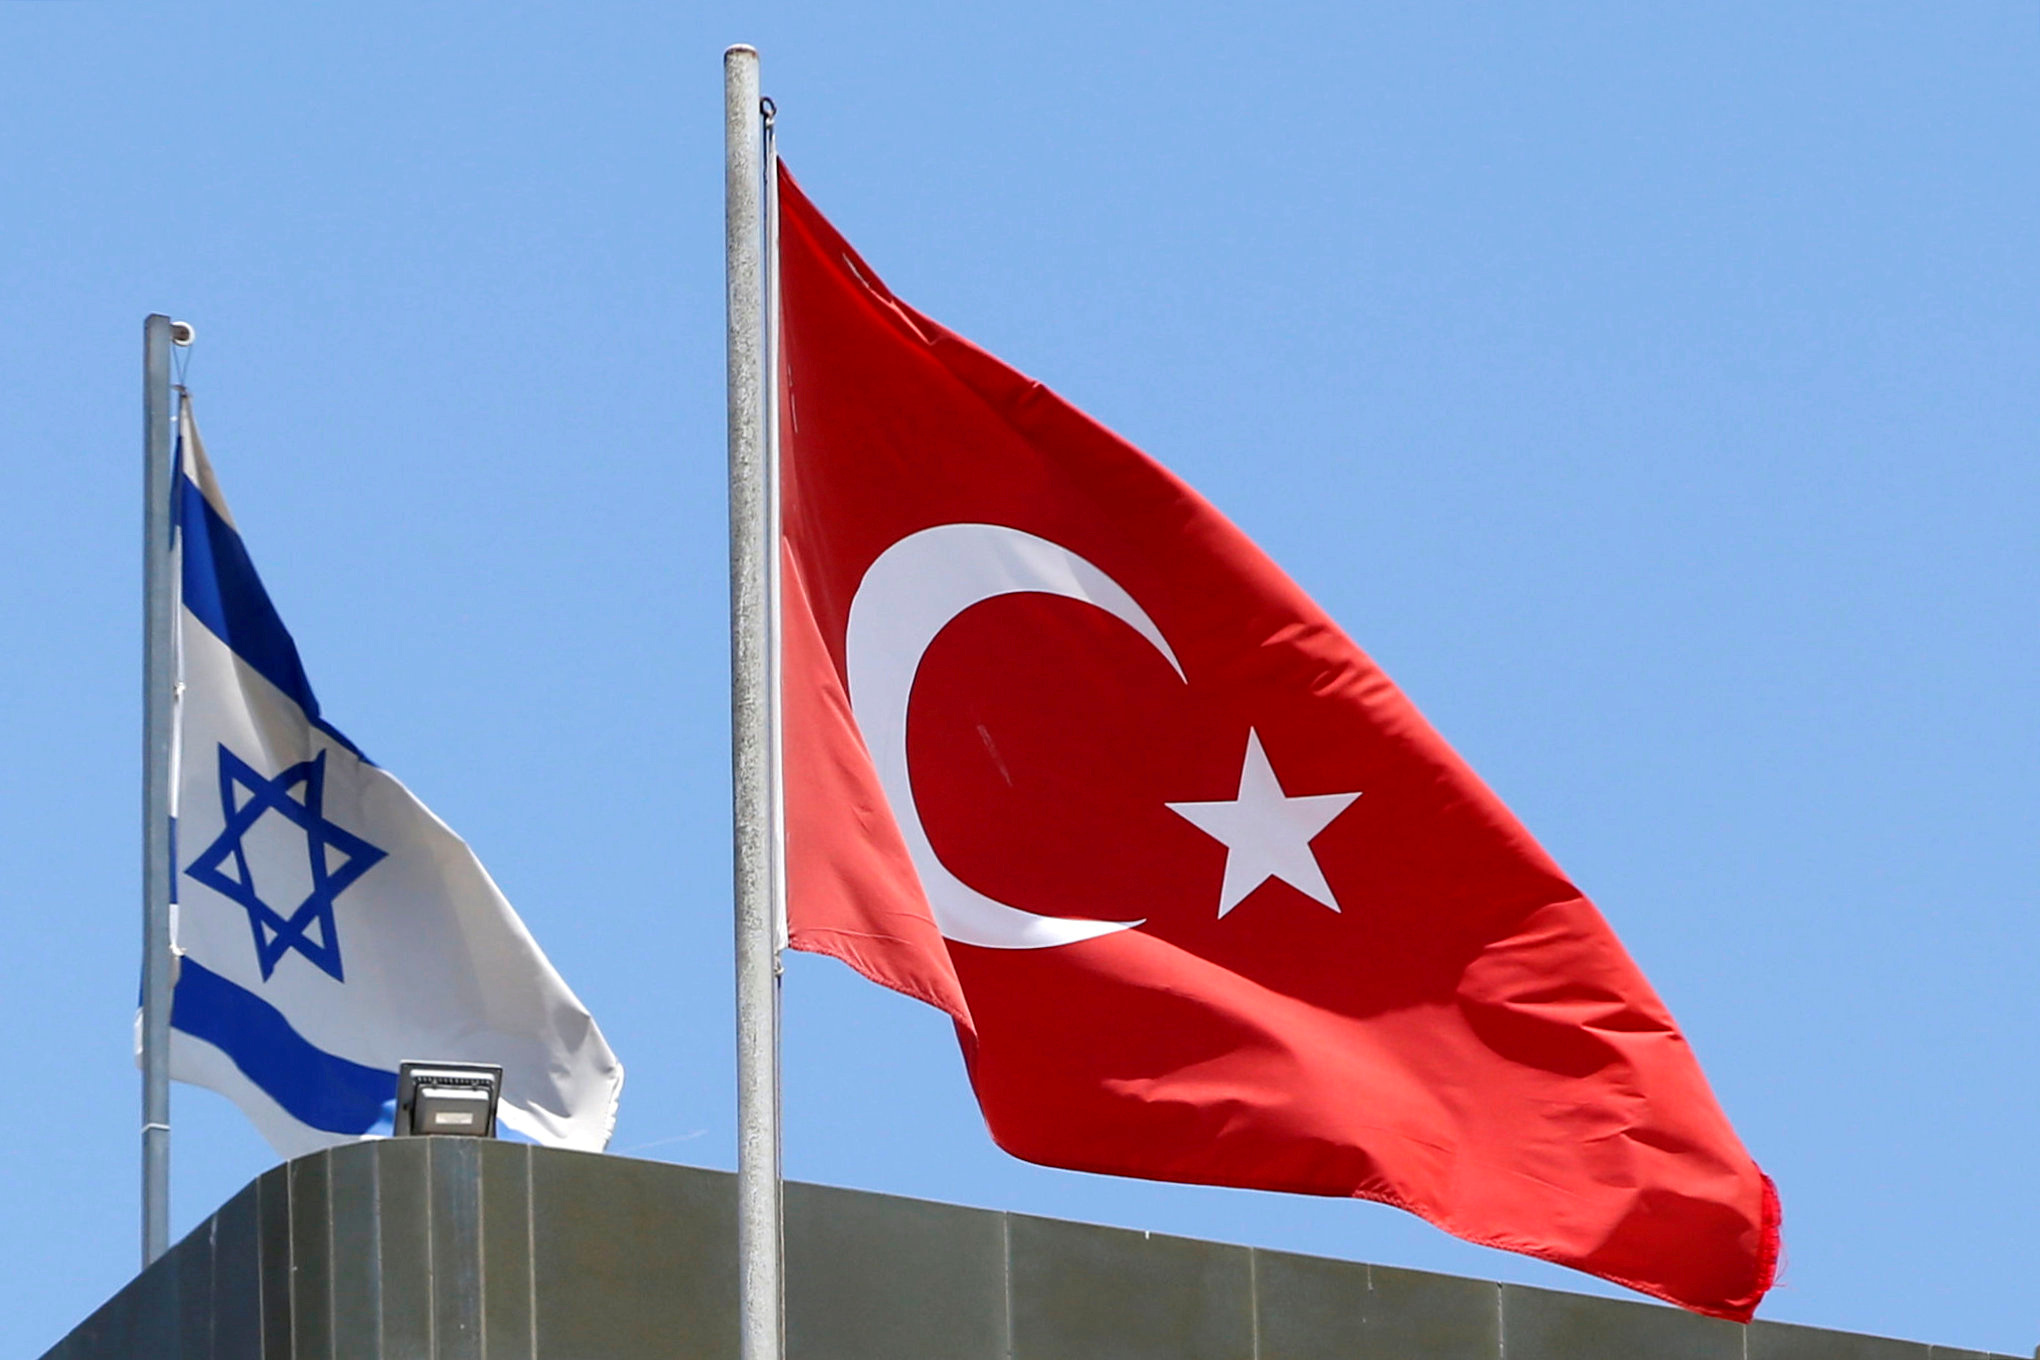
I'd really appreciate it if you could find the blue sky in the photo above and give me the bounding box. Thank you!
[3,3,2035,1354]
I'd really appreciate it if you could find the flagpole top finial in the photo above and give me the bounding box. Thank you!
[168,321,195,347]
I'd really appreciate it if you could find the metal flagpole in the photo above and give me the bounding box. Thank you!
[724,44,785,1360]
[140,313,178,1267]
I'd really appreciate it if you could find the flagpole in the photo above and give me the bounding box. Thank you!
[724,44,784,1360]
[140,314,178,1268]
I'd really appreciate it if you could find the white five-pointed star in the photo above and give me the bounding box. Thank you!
[1166,729,1361,918]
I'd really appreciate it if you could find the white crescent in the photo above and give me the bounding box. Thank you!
[846,523,1185,950]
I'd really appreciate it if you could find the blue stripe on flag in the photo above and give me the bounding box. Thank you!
[178,474,366,760]
[170,957,397,1136]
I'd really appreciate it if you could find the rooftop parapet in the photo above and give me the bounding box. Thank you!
[40,1140,2011,1360]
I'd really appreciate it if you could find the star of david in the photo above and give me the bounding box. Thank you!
[185,745,386,982]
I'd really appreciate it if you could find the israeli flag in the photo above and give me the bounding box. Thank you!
[162,398,622,1157]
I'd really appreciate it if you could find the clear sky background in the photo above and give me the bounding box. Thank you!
[3,4,2034,1355]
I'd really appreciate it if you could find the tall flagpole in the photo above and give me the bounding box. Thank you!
[140,314,178,1267]
[724,44,785,1360]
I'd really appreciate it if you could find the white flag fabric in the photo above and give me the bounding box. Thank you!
[160,399,622,1157]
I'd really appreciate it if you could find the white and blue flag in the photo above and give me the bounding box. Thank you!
[161,398,622,1157]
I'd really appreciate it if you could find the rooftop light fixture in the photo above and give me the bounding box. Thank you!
[395,1061,503,1138]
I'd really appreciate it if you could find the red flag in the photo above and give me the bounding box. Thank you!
[777,164,1779,1321]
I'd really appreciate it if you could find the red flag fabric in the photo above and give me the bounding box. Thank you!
[776,163,1779,1321]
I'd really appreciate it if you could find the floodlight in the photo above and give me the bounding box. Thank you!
[395,1060,503,1138]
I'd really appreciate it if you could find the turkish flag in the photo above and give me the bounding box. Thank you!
[776,164,1779,1321]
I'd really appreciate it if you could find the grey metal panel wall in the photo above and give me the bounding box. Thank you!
[39,1143,2015,1360]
